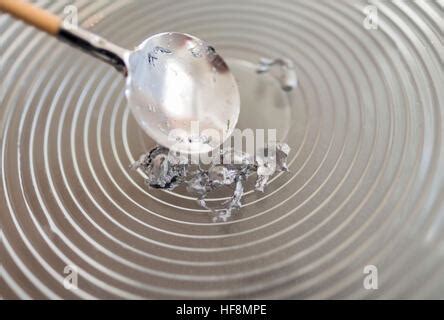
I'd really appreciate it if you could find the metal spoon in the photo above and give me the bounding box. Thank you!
[0,0,240,154]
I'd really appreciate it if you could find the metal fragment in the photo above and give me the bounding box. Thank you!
[132,143,290,220]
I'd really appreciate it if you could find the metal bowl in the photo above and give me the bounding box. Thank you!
[1,0,443,299]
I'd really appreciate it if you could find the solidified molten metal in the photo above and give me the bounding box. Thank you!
[131,143,290,222]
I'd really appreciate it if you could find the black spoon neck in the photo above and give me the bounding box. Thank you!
[58,24,129,76]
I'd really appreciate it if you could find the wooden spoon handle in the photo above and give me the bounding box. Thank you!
[0,0,61,35]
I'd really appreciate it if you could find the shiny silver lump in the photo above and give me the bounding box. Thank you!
[131,143,290,221]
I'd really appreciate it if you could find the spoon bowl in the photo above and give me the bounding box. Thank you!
[125,32,240,154]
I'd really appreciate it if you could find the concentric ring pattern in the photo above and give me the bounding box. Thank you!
[1,0,443,299]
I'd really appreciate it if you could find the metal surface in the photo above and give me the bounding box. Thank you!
[1,0,443,299]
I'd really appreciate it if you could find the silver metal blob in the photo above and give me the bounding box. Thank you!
[131,143,291,222]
